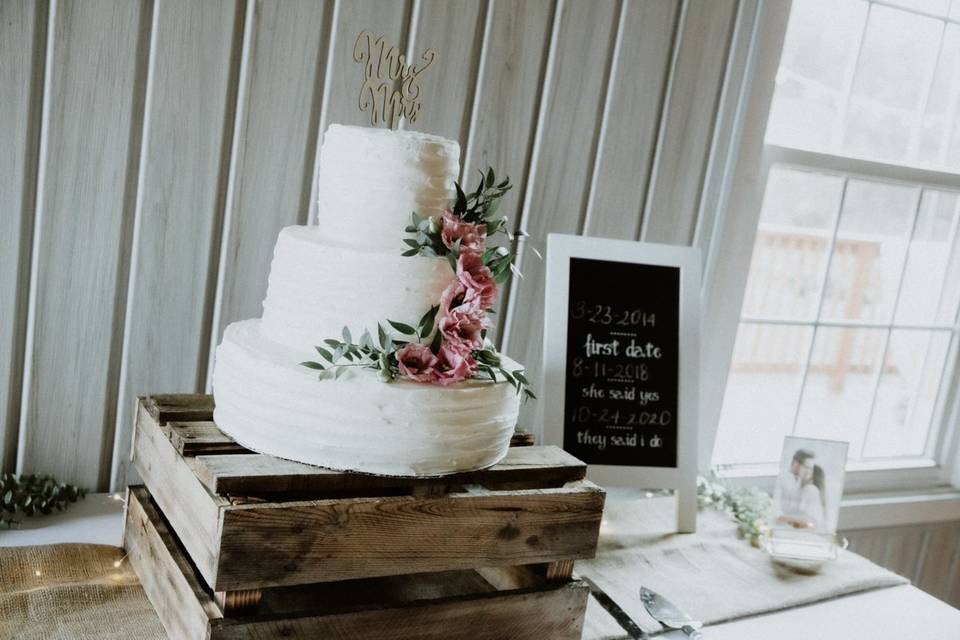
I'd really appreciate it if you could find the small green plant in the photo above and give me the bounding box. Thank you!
[0,473,87,529]
[697,475,773,547]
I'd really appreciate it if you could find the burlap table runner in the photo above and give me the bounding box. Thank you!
[579,488,909,639]
[0,543,165,640]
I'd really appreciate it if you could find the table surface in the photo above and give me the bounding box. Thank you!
[2,493,958,639]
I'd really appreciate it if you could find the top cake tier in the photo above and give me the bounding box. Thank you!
[316,124,461,251]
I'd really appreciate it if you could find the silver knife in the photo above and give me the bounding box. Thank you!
[640,586,704,639]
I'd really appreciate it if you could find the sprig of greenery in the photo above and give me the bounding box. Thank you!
[0,473,87,529]
[474,347,536,400]
[697,475,773,547]
[301,307,441,381]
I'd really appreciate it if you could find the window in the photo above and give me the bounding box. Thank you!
[715,0,960,479]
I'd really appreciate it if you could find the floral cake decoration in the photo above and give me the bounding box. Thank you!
[301,168,535,400]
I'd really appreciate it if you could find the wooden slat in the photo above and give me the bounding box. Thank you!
[404,0,484,144]
[915,522,960,603]
[110,0,242,491]
[0,0,45,473]
[17,0,149,488]
[583,0,680,239]
[132,401,227,589]
[168,421,249,456]
[124,486,222,640]
[193,444,586,495]
[641,0,737,244]
[210,0,334,372]
[502,0,620,440]
[215,480,605,589]
[143,393,215,423]
[462,0,553,344]
[212,582,589,640]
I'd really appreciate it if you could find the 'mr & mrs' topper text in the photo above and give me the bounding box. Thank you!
[354,31,436,129]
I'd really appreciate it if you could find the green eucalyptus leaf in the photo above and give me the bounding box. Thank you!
[378,323,388,349]
[486,167,495,188]
[403,238,421,248]
[342,326,352,344]
[315,346,334,363]
[387,320,417,335]
[402,249,419,257]
[300,361,325,370]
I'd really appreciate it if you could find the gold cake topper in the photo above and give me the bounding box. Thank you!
[353,30,436,129]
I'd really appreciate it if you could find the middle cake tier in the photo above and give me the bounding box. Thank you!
[261,225,456,351]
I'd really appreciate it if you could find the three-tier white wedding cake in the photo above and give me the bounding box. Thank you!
[212,124,523,476]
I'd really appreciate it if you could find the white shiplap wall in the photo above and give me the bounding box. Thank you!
[3,0,748,490]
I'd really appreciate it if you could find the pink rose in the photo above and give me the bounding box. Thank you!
[396,343,438,382]
[439,306,488,353]
[431,344,477,386]
[440,281,481,315]
[440,210,486,253]
[456,252,498,310]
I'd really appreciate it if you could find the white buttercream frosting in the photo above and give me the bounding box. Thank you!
[211,124,524,477]
[213,320,519,476]
[260,226,455,351]
[315,124,460,251]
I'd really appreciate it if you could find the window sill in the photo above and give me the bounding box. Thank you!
[838,488,960,530]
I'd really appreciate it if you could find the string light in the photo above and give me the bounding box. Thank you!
[34,570,42,577]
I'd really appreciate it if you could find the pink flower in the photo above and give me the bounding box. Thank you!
[431,344,477,386]
[440,281,481,315]
[457,252,498,310]
[439,306,488,353]
[396,343,438,382]
[440,210,486,253]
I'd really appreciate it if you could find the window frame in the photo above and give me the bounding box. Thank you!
[701,0,960,497]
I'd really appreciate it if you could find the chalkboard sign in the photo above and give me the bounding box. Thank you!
[564,258,679,468]
[543,234,700,532]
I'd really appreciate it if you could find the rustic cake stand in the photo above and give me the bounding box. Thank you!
[124,394,605,639]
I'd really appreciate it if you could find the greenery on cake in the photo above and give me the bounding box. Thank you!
[0,473,87,529]
[301,167,535,400]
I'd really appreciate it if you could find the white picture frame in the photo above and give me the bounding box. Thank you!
[543,233,701,532]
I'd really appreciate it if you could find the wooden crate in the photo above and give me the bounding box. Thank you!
[125,394,604,638]
[125,486,592,640]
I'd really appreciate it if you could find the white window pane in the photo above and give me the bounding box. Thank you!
[766,0,868,150]
[914,26,960,168]
[843,5,943,164]
[715,324,814,465]
[820,179,918,323]
[894,190,960,324]
[741,167,843,319]
[863,329,951,458]
[794,327,887,454]
[883,0,951,17]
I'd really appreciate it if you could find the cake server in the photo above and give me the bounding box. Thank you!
[640,586,704,639]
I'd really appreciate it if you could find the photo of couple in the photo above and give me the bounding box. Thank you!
[774,436,849,533]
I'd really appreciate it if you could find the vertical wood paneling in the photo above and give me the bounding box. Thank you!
[502,0,620,435]
[404,0,485,145]
[109,0,242,490]
[583,0,680,240]
[17,0,150,489]
[0,0,46,473]
[462,0,554,344]
[209,0,333,370]
[915,522,960,603]
[641,0,737,245]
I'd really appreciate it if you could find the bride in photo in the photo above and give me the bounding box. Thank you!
[797,464,826,530]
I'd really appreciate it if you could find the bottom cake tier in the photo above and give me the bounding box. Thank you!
[212,319,521,476]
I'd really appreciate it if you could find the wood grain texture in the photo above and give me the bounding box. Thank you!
[125,486,222,640]
[462,0,553,345]
[641,0,737,245]
[0,0,46,473]
[914,522,960,604]
[127,486,589,640]
[502,0,620,439]
[210,0,333,370]
[194,444,586,496]
[132,401,227,589]
[403,0,484,144]
[583,0,679,240]
[110,0,242,491]
[17,0,150,488]
[217,480,604,590]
